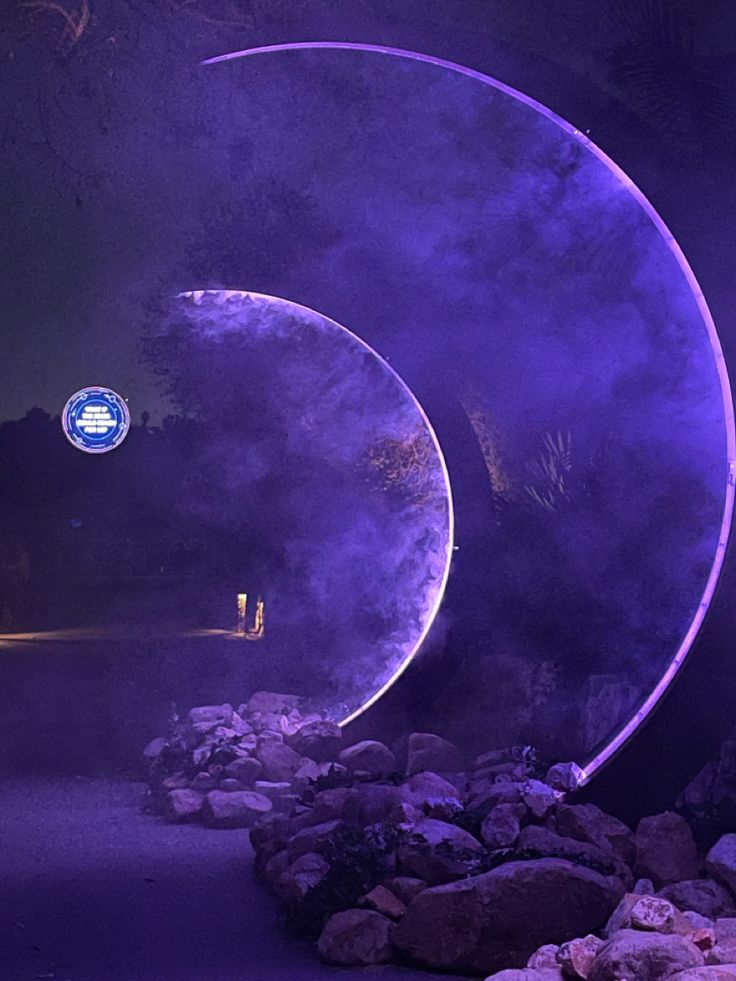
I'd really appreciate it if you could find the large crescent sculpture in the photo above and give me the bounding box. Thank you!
[199,42,735,783]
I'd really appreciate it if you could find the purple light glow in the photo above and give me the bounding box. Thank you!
[202,42,735,784]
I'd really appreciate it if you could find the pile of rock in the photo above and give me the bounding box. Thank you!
[144,697,736,978]
[143,691,346,828]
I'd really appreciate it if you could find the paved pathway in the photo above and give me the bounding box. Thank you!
[0,778,465,981]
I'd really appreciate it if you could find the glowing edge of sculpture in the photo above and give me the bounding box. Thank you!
[176,289,455,730]
[201,44,736,779]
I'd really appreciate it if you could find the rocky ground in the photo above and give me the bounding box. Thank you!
[143,693,736,980]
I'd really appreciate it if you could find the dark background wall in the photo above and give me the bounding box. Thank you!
[1,0,735,822]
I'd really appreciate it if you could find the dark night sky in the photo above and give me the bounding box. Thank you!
[2,0,736,420]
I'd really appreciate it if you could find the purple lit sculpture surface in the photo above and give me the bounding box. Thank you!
[153,289,453,724]
[200,43,735,781]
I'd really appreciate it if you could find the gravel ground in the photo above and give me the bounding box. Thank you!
[0,777,465,981]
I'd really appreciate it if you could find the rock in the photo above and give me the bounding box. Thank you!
[589,929,703,981]
[635,812,699,886]
[397,817,484,884]
[517,825,632,887]
[521,780,558,820]
[393,858,624,974]
[249,812,290,851]
[254,781,292,799]
[557,934,602,979]
[262,848,291,886]
[685,912,716,932]
[220,778,245,792]
[257,741,306,782]
[692,928,716,952]
[708,836,736,895]
[527,944,560,969]
[286,720,342,761]
[339,740,396,778]
[246,691,304,717]
[481,803,526,849]
[706,918,736,966]
[604,893,640,936]
[670,969,736,980]
[482,971,564,980]
[630,895,679,932]
[293,760,348,790]
[554,803,635,866]
[659,880,736,919]
[223,755,263,785]
[634,878,656,894]
[288,819,346,857]
[545,762,584,792]
[143,736,166,761]
[250,712,286,735]
[402,771,464,820]
[272,794,300,815]
[164,789,204,823]
[407,732,465,776]
[190,771,218,794]
[343,784,419,826]
[202,790,272,829]
[228,711,252,737]
[161,772,189,792]
[474,748,515,769]
[276,851,329,905]
[317,909,394,966]
[384,876,427,904]
[188,703,233,735]
[468,781,525,817]
[361,884,407,919]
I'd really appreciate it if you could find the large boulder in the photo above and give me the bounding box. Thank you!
[659,880,736,919]
[223,755,263,786]
[202,790,272,828]
[397,818,484,884]
[554,803,635,866]
[286,720,342,762]
[339,740,396,778]
[708,836,736,895]
[257,741,305,783]
[589,929,703,981]
[635,812,699,886]
[393,858,624,974]
[407,732,465,776]
[317,909,394,966]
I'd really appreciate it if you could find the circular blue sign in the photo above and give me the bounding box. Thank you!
[62,387,130,454]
